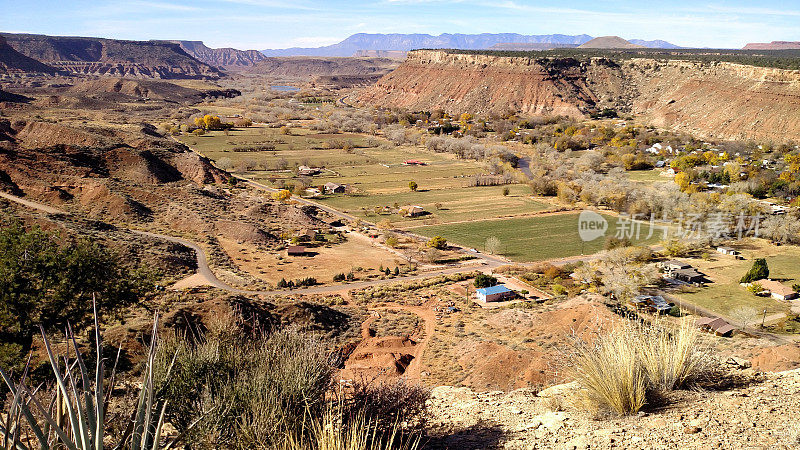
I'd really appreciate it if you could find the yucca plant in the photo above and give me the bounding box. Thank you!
[0,302,176,450]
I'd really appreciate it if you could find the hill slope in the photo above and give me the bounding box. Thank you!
[1,33,222,79]
[358,49,800,142]
[0,35,59,74]
[167,40,266,69]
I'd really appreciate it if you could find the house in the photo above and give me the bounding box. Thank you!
[298,165,321,176]
[757,279,798,301]
[660,259,691,272]
[673,268,706,284]
[631,295,673,314]
[287,245,307,256]
[476,285,515,302]
[717,246,743,258]
[696,317,736,337]
[402,205,424,217]
[323,182,346,194]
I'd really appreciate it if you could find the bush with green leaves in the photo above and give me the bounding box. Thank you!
[426,236,447,249]
[0,221,151,368]
[473,274,498,288]
[740,258,769,284]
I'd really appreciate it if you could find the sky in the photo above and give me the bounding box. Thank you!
[2,0,800,50]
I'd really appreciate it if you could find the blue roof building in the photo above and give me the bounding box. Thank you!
[476,284,515,302]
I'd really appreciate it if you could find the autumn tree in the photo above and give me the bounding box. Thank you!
[409,181,418,192]
[271,189,292,202]
[427,235,447,249]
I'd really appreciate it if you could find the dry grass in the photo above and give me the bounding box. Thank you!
[569,319,709,416]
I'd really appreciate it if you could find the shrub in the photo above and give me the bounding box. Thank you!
[473,273,498,288]
[154,322,333,448]
[569,320,708,416]
[552,284,568,295]
[408,181,418,191]
[426,235,447,249]
[1,310,174,449]
[740,258,769,283]
[502,186,510,196]
[342,379,430,437]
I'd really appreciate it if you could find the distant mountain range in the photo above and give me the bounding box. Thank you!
[165,40,266,68]
[261,33,680,56]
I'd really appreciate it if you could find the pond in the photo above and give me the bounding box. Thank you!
[270,85,300,92]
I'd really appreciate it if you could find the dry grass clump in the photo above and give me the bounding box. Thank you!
[569,319,709,416]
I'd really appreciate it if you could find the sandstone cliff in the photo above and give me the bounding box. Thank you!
[359,50,800,141]
[2,33,222,79]
[168,40,266,69]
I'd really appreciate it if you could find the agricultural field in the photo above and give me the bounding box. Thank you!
[675,240,799,318]
[178,124,484,194]
[318,184,553,227]
[412,212,661,262]
[627,168,671,183]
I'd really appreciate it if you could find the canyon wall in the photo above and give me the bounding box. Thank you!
[359,50,800,141]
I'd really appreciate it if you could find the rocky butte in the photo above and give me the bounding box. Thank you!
[358,49,800,142]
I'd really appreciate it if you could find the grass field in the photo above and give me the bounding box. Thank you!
[412,212,660,262]
[317,184,552,227]
[676,240,799,317]
[627,169,671,183]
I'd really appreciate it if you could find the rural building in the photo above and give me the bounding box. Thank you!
[660,260,706,284]
[287,245,307,256]
[660,260,691,271]
[696,317,736,337]
[298,165,321,176]
[324,182,346,194]
[672,268,706,284]
[403,159,426,166]
[631,295,673,314]
[402,205,424,217]
[757,279,798,301]
[717,246,743,258]
[476,285,515,302]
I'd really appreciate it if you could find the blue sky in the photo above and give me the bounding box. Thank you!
[3,1,800,50]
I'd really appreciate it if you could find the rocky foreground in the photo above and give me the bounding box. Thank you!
[425,365,800,449]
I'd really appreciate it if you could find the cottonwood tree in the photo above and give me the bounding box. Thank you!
[485,236,501,254]
[590,247,659,301]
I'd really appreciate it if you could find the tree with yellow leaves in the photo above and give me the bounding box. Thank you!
[271,189,292,202]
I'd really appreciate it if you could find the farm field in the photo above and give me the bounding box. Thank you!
[675,240,799,318]
[627,168,670,183]
[178,125,484,193]
[318,184,553,227]
[412,212,661,262]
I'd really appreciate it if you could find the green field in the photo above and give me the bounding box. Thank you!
[317,184,551,227]
[627,169,669,183]
[676,243,799,318]
[413,213,660,262]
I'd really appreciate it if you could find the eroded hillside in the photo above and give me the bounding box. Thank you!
[359,49,800,141]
